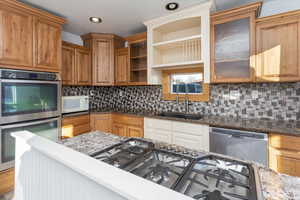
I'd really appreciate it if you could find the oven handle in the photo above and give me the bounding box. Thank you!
[0,79,60,84]
[0,117,60,129]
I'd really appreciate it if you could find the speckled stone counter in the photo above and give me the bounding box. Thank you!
[61,131,300,200]
[89,109,300,137]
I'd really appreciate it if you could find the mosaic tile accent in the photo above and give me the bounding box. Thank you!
[63,82,300,121]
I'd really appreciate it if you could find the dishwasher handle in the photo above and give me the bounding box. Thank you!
[210,127,268,140]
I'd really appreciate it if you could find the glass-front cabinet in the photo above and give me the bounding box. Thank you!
[211,3,261,83]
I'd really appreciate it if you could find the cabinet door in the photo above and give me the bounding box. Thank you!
[90,114,111,133]
[61,45,75,85]
[93,39,114,85]
[211,14,255,83]
[0,7,33,67]
[0,168,14,195]
[112,123,127,137]
[75,48,91,85]
[127,125,143,138]
[256,16,300,82]
[269,147,300,177]
[115,48,129,84]
[35,19,61,72]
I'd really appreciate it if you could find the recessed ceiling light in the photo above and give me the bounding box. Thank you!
[166,2,179,11]
[89,17,102,23]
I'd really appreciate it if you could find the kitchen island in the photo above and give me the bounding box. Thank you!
[12,131,300,200]
[61,131,300,200]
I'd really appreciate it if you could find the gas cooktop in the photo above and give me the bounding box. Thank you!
[90,139,258,200]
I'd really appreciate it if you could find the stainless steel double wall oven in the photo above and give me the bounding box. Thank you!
[0,69,61,171]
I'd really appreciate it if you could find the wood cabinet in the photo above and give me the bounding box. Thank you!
[269,133,300,177]
[111,114,144,137]
[0,0,66,72]
[0,6,33,67]
[256,11,300,82]
[112,123,128,137]
[35,19,62,72]
[115,48,129,84]
[126,32,148,85]
[90,113,112,133]
[210,2,261,83]
[61,41,91,85]
[0,168,14,195]
[62,114,91,138]
[62,45,75,85]
[81,33,125,86]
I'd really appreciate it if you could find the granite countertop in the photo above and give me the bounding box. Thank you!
[88,109,300,137]
[61,131,300,200]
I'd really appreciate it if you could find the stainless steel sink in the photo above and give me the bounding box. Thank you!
[158,112,203,120]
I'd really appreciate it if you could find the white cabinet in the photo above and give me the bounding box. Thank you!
[144,2,212,84]
[144,117,209,151]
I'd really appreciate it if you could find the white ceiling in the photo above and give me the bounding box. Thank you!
[19,0,262,37]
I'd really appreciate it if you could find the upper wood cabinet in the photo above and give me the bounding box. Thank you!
[62,45,75,85]
[75,48,92,85]
[115,48,129,85]
[210,2,262,83]
[0,0,66,72]
[61,41,91,86]
[0,6,33,67]
[35,19,62,72]
[126,32,148,85]
[81,33,125,86]
[256,11,300,82]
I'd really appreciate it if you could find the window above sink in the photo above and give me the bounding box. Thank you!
[162,67,209,102]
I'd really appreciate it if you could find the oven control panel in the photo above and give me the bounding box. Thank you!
[0,69,58,81]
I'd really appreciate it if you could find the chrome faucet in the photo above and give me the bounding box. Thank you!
[184,95,191,114]
[176,95,191,113]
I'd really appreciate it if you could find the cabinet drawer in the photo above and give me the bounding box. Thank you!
[173,132,206,151]
[172,121,209,136]
[74,124,91,136]
[112,114,143,127]
[269,134,300,151]
[62,114,90,125]
[144,128,172,143]
[144,118,172,130]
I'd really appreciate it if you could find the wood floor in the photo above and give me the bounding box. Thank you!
[0,191,14,200]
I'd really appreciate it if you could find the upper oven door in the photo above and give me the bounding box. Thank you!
[0,79,61,125]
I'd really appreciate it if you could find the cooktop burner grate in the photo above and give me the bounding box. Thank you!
[175,155,258,200]
[124,149,193,189]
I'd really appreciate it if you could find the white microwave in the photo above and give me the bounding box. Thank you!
[62,96,89,114]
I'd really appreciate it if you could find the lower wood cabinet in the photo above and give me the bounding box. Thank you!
[112,123,128,137]
[269,133,300,177]
[144,118,209,151]
[0,168,14,195]
[90,113,112,133]
[90,113,144,138]
[62,114,91,138]
[111,114,144,137]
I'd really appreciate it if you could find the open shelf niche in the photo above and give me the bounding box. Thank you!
[144,2,212,84]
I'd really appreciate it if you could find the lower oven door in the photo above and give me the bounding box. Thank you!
[0,117,61,171]
[0,79,61,124]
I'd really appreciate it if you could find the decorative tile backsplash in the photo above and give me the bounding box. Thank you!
[63,82,300,121]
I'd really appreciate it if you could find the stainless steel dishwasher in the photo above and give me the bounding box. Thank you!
[210,127,268,166]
